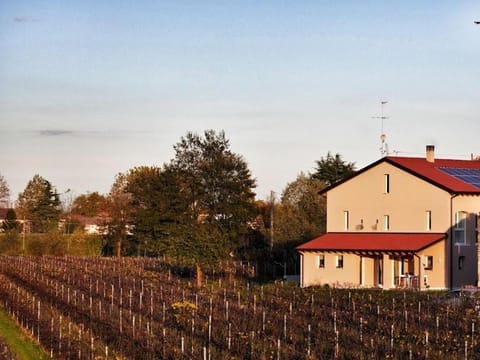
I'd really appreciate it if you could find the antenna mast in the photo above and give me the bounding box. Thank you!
[372,100,390,156]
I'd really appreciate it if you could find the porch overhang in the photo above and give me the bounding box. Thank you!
[297,232,446,255]
[316,249,418,257]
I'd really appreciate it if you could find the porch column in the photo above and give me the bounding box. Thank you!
[383,254,394,289]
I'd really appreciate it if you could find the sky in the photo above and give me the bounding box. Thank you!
[1,1,480,204]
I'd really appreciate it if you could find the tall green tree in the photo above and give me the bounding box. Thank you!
[0,173,9,207]
[312,152,356,187]
[105,173,133,257]
[275,173,326,243]
[165,130,257,284]
[16,175,61,233]
[125,166,174,255]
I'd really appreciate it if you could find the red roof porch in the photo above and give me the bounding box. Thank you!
[297,232,446,256]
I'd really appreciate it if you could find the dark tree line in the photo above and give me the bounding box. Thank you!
[103,130,257,284]
[2,131,356,280]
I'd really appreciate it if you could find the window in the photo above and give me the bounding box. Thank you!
[454,211,466,244]
[318,255,325,268]
[458,256,465,270]
[424,256,433,270]
[336,255,344,268]
[344,211,349,231]
[426,211,432,231]
[384,215,390,231]
[384,174,390,194]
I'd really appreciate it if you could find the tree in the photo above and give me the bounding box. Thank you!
[0,173,9,207]
[165,130,257,285]
[254,174,326,278]
[105,173,133,257]
[16,175,61,233]
[312,152,356,187]
[125,166,171,255]
[275,173,326,243]
[71,192,108,217]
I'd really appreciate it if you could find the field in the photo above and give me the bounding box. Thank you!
[0,256,479,359]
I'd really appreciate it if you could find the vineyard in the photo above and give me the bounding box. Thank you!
[0,256,479,359]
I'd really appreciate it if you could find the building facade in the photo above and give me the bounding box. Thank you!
[298,146,480,290]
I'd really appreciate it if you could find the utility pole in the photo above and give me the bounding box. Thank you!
[22,215,25,252]
[269,191,275,251]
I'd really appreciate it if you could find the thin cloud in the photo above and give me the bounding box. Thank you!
[34,129,146,139]
[38,129,76,137]
[13,16,38,23]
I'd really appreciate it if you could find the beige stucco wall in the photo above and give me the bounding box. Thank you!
[300,239,447,289]
[300,252,361,288]
[416,240,448,290]
[326,162,451,233]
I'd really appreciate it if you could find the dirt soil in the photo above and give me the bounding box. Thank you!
[0,335,16,360]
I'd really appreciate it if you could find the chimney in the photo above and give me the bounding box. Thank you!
[426,145,435,163]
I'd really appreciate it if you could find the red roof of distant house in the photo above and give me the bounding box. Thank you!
[297,232,446,252]
[0,208,9,219]
[385,157,480,194]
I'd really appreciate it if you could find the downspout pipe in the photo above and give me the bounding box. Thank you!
[414,253,421,290]
[450,193,458,290]
[299,252,304,287]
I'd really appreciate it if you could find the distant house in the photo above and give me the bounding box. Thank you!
[68,215,109,235]
[0,208,8,231]
[297,145,480,290]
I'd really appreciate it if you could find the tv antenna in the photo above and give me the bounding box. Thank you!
[372,100,390,156]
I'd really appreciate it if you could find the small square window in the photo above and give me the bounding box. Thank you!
[336,255,344,268]
[318,255,325,268]
[424,256,433,270]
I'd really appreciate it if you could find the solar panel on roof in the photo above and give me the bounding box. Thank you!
[438,167,480,189]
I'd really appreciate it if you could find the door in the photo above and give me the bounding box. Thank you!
[375,256,383,287]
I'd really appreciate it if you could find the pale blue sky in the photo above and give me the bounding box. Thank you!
[1,1,480,202]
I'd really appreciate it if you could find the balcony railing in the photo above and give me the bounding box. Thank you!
[394,275,419,289]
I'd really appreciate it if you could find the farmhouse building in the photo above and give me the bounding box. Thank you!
[297,145,480,290]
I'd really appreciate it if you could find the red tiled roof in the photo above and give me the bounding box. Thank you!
[385,157,480,194]
[0,208,12,219]
[297,232,446,252]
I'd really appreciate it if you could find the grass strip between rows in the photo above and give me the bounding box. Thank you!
[0,305,50,360]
